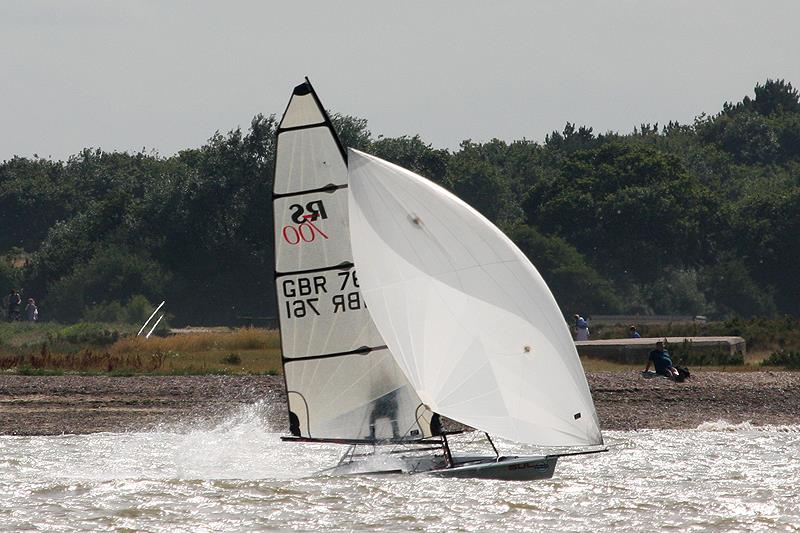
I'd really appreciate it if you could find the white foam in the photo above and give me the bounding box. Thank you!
[695,420,800,432]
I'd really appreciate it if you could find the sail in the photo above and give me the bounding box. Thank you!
[273,81,433,441]
[347,149,603,447]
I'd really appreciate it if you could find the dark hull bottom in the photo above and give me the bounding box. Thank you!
[324,454,558,481]
[425,455,558,480]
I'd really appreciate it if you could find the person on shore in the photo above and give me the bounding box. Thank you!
[574,314,590,341]
[6,289,21,321]
[645,341,680,380]
[629,325,641,338]
[25,298,38,322]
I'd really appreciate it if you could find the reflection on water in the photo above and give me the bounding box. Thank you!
[1,403,799,532]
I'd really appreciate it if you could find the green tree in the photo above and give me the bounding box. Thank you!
[524,143,721,283]
[447,140,523,226]
[700,258,777,318]
[371,135,449,183]
[45,247,170,322]
[510,225,621,314]
[0,156,69,251]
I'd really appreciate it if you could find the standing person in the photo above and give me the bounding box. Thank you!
[7,289,21,321]
[25,298,38,322]
[629,325,641,338]
[645,341,680,380]
[574,314,590,341]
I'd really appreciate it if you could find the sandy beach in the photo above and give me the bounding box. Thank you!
[0,371,799,436]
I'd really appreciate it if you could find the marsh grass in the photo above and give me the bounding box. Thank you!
[0,325,282,375]
[111,327,279,354]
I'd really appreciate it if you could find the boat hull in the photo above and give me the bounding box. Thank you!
[425,455,557,480]
[322,454,557,481]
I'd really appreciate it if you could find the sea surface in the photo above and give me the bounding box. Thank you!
[1,403,798,532]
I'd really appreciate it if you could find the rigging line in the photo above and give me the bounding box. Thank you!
[485,433,500,459]
[387,404,433,456]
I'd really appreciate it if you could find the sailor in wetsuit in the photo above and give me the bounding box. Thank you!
[368,389,400,440]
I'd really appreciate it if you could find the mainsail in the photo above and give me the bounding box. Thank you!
[273,81,433,441]
[347,149,603,447]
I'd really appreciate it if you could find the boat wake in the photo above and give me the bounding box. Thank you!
[694,419,800,432]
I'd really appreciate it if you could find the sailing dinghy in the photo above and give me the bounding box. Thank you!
[273,79,604,480]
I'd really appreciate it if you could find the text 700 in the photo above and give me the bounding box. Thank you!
[282,218,328,245]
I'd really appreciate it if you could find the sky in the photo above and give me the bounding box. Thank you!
[2,0,799,161]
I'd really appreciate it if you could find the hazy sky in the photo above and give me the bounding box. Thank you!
[2,1,799,161]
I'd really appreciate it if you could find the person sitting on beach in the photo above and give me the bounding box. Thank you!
[645,341,680,380]
[629,325,641,338]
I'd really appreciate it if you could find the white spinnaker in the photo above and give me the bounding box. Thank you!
[347,149,603,447]
[273,82,432,440]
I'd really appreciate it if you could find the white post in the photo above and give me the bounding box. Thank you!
[146,314,165,339]
[137,300,165,337]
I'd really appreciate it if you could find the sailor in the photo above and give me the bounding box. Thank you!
[368,389,400,440]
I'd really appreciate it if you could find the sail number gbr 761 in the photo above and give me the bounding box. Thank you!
[281,270,365,319]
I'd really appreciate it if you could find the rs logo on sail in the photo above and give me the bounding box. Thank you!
[282,200,330,245]
[289,200,327,223]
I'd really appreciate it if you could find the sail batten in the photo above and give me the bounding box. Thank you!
[347,149,603,447]
[273,80,433,441]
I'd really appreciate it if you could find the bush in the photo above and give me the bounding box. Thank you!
[54,323,121,346]
[668,339,744,366]
[82,294,166,327]
[761,350,800,369]
[44,247,170,322]
[220,353,242,365]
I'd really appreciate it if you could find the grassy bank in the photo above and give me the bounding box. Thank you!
[2,317,798,375]
[592,316,800,352]
[592,316,800,367]
[0,323,282,375]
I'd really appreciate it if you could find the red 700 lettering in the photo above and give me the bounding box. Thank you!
[282,216,329,245]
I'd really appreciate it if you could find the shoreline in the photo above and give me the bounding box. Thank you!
[1,371,799,436]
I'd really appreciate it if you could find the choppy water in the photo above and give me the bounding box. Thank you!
[1,403,799,532]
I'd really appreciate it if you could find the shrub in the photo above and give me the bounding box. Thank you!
[761,350,800,369]
[82,294,167,327]
[55,323,120,346]
[668,339,744,366]
[44,247,170,322]
[220,353,242,365]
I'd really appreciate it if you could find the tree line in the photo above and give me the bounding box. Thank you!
[2,79,799,325]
